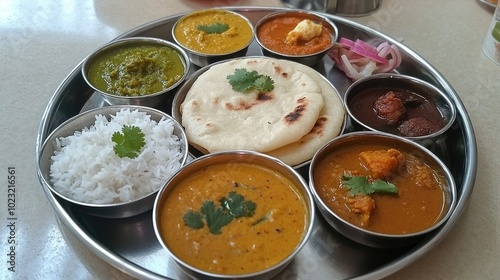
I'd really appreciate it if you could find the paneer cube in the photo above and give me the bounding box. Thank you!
[285,19,323,44]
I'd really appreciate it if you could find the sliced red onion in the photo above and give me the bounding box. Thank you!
[328,38,403,80]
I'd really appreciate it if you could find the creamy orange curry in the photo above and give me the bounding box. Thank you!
[257,16,331,55]
[314,144,447,234]
[159,162,308,274]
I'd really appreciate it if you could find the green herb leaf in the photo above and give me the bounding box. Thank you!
[227,68,275,93]
[200,201,234,235]
[253,75,275,93]
[111,125,145,159]
[342,175,398,196]
[252,211,272,226]
[183,210,204,229]
[197,22,229,34]
[182,191,257,234]
[221,191,256,218]
[370,179,398,194]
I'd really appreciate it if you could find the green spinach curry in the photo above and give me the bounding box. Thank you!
[88,44,185,96]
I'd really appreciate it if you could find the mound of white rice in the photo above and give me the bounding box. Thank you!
[49,108,184,204]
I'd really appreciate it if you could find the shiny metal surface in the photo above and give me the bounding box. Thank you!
[280,0,380,16]
[309,132,457,248]
[334,0,380,16]
[81,37,191,108]
[254,10,338,67]
[37,105,189,219]
[153,150,315,280]
[479,0,497,8]
[35,7,477,280]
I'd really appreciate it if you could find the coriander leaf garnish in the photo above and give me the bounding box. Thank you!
[183,210,204,229]
[111,125,145,159]
[227,68,275,93]
[342,175,398,196]
[227,68,260,91]
[183,190,257,234]
[197,22,229,34]
[370,179,398,194]
[200,201,234,235]
[221,191,256,218]
[253,75,275,93]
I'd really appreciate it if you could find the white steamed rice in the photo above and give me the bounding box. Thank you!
[49,108,184,204]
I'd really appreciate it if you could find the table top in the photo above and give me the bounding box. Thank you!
[0,0,498,279]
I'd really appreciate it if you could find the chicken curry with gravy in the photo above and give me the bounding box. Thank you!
[313,143,447,234]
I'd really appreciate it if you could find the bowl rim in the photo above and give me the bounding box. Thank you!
[81,36,191,100]
[171,8,255,57]
[152,149,316,278]
[308,131,458,239]
[343,73,457,140]
[254,9,339,58]
[37,105,189,209]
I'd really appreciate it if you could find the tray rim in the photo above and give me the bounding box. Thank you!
[35,6,478,280]
[479,0,497,8]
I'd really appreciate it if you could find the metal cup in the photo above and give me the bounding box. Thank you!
[280,0,380,16]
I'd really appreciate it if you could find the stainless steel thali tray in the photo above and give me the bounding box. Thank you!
[36,7,477,280]
[479,0,497,8]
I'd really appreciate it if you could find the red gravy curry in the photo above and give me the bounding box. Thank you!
[257,16,331,55]
[158,162,308,275]
[348,88,445,137]
[313,142,447,234]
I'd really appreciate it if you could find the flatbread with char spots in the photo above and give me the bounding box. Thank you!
[180,57,345,166]
[181,57,325,152]
[266,62,345,166]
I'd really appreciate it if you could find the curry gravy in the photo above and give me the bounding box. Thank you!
[257,15,332,55]
[348,88,445,136]
[314,143,447,234]
[174,10,253,55]
[159,162,308,274]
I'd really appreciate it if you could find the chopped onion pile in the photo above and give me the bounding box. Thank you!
[328,38,402,81]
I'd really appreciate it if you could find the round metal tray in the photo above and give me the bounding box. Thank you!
[35,7,477,280]
[479,0,497,8]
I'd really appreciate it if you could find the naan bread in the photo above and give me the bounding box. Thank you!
[181,57,325,152]
[266,63,345,166]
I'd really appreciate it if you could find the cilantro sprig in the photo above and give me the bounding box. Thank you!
[342,175,398,196]
[227,68,275,93]
[221,191,256,218]
[111,125,145,159]
[200,201,234,234]
[183,191,257,234]
[197,22,229,34]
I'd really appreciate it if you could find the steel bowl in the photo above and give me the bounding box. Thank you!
[309,132,457,248]
[344,73,457,147]
[280,0,380,16]
[37,105,189,218]
[334,0,381,16]
[254,10,338,67]
[172,9,255,67]
[153,150,315,280]
[81,37,190,108]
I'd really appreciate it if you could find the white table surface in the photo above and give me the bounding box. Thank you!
[0,0,498,279]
